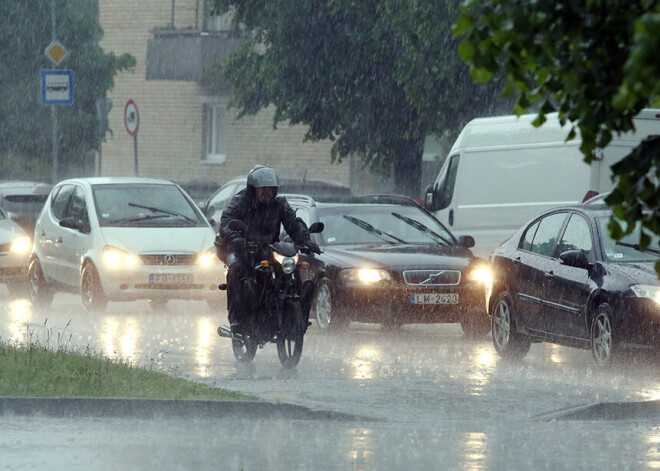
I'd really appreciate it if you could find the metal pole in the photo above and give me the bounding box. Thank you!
[171,0,175,28]
[133,135,139,176]
[50,0,59,183]
[98,143,102,176]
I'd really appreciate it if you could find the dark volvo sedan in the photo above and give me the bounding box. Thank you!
[282,195,492,335]
[488,202,660,366]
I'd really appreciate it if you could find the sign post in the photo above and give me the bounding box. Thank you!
[124,99,140,176]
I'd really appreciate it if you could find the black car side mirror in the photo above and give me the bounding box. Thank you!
[59,217,88,233]
[198,201,208,215]
[308,222,324,234]
[457,235,475,248]
[424,184,435,211]
[559,250,591,269]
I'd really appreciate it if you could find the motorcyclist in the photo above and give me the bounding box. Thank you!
[216,165,321,335]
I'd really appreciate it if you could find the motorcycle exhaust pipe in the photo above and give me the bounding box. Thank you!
[217,325,233,338]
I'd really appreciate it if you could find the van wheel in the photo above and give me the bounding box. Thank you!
[491,292,530,360]
[28,258,54,310]
[81,263,108,312]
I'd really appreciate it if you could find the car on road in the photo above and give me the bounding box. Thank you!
[0,180,53,235]
[199,175,352,232]
[0,207,32,296]
[282,195,491,335]
[488,202,660,366]
[29,177,225,311]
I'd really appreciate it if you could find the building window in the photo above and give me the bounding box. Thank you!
[203,102,227,164]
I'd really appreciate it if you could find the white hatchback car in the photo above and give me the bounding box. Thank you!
[28,177,225,311]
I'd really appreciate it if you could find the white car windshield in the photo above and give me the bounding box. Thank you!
[318,205,454,246]
[598,217,660,262]
[92,184,205,228]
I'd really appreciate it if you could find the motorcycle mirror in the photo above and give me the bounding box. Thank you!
[308,222,324,234]
[228,220,247,233]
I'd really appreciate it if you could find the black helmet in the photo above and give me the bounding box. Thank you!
[247,165,279,189]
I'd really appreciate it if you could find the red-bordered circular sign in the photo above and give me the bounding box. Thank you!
[124,99,139,136]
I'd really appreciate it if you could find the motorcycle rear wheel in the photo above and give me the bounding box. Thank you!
[277,301,304,369]
[232,337,257,362]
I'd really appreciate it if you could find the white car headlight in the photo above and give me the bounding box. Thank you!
[102,246,138,267]
[10,236,31,254]
[630,284,660,305]
[468,266,492,285]
[341,268,391,283]
[197,248,219,266]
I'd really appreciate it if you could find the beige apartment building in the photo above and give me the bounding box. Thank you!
[97,0,351,188]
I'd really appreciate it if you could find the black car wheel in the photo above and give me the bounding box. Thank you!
[491,292,530,360]
[312,278,348,332]
[232,336,258,362]
[591,305,616,367]
[81,263,108,312]
[28,258,54,310]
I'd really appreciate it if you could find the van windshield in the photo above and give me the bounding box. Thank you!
[92,184,206,228]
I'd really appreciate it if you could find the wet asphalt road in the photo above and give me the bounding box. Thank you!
[1,288,660,469]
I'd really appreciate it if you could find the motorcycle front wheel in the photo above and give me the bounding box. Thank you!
[232,336,257,362]
[277,301,304,369]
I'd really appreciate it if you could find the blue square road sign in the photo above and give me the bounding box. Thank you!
[41,70,74,105]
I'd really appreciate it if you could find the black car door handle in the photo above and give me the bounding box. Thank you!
[513,256,521,266]
[545,271,554,279]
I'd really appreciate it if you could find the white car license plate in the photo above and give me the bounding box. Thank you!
[410,293,459,305]
[149,273,193,284]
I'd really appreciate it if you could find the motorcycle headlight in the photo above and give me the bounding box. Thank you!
[274,253,299,274]
[630,284,660,305]
[468,266,492,285]
[197,248,219,266]
[10,236,31,254]
[341,268,391,283]
[102,246,138,267]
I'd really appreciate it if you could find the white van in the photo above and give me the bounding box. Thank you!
[424,109,660,258]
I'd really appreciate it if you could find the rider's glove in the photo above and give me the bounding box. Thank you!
[305,241,321,254]
[231,237,247,249]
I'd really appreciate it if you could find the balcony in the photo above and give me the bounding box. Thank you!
[146,29,243,87]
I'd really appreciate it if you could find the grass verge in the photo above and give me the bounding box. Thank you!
[0,341,257,401]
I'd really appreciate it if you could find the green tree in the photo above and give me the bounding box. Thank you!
[211,0,508,197]
[456,0,660,273]
[0,0,135,181]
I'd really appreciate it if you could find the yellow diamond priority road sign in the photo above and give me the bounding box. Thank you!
[45,40,68,65]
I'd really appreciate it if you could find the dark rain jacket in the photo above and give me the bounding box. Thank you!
[219,187,311,251]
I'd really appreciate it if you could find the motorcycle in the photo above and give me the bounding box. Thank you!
[217,220,324,368]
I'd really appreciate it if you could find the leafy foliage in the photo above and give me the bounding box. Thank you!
[456,0,660,274]
[0,1,135,181]
[211,0,508,196]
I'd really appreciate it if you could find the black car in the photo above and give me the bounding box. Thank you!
[488,202,660,366]
[199,175,352,232]
[283,195,492,335]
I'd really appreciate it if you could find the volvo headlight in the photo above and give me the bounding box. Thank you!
[102,246,138,267]
[274,253,299,274]
[468,266,492,285]
[341,268,391,283]
[197,248,219,266]
[630,284,660,305]
[10,236,31,254]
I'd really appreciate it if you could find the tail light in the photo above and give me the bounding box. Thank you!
[582,190,599,202]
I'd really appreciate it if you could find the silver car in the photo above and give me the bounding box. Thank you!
[0,208,31,296]
[29,177,225,311]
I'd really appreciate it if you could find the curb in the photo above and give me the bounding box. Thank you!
[0,397,379,422]
[534,399,660,421]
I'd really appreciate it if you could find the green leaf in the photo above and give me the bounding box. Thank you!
[458,41,475,61]
[470,67,494,83]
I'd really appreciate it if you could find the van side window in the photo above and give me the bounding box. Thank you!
[529,213,567,257]
[436,155,459,210]
[521,221,539,251]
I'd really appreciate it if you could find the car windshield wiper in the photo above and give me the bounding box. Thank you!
[391,212,452,246]
[106,214,170,226]
[342,215,408,245]
[128,202,197,224]
[615,241,660,255]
